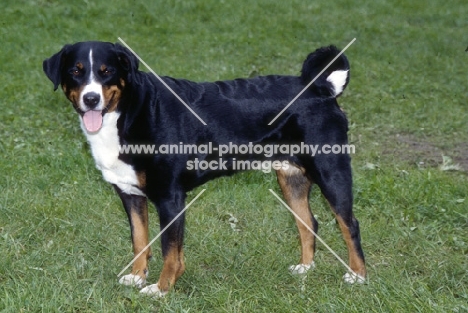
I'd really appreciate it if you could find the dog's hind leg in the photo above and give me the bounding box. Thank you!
[312,154,366,283]
[276,165,318,274]
[115,187,151,288]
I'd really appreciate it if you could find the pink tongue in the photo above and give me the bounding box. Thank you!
[83,110,103,132]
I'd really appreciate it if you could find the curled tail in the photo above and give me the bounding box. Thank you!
[301,45,350,97]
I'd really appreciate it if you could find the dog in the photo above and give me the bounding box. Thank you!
[43,41,366,296]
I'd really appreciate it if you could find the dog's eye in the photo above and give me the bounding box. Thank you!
[69,68,81,76]
[100,67,114,76]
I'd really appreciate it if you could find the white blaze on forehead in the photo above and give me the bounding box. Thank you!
[79,49,104,111]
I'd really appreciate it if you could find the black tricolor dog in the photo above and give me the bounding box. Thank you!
[43,41,366,296]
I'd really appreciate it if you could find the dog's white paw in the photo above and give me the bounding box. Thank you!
[119,273,146,288]
[343,272,366,284]
[289,262,315,275]
[140,283,167,297]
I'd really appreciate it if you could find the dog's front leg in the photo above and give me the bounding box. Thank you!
[114,185,151,288]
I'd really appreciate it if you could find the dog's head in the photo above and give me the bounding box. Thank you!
[43,41,139,132]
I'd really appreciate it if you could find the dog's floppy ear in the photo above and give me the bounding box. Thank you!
[114,43,141,85]
[43,44,71,91]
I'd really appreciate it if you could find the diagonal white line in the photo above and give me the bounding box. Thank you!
[268,38,356,126]
[268,189,358,276]
[117,189,206,277]
[117,37,207,126]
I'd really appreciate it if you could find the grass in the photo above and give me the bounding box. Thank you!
[1,0,467,311]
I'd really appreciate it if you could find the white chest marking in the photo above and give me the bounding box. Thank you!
[81,111,145,196]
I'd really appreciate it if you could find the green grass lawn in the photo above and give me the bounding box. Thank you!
[1,0,467,311]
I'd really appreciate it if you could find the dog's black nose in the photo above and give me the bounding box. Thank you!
[83,92,101,108]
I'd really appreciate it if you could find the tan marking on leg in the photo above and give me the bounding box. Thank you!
[282,163,306,176]
[137,171,146,190]
[276,165,315,265]
[130,203,151,278]
[335,215,366,277]
[157,245,185,293]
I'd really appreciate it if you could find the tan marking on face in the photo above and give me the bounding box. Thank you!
[76,62,84,70]
[102,84,122,113]
[64,84,85,111]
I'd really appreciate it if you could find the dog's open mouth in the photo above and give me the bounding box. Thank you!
[82,110,103,132]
